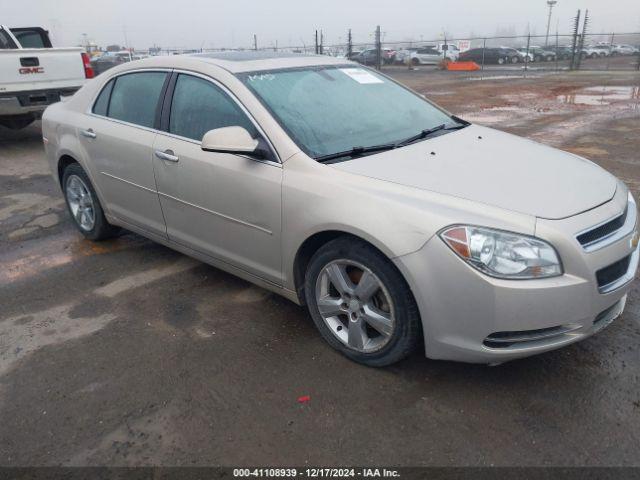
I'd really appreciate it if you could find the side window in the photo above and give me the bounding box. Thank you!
[92,79,114,116]
[169,74,257,141]
[108,72,166,128]
[12,30,47,48]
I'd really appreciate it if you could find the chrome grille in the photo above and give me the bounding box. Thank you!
[577,207,627,248]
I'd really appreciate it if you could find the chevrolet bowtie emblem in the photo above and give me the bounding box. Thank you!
[631,231,640,249]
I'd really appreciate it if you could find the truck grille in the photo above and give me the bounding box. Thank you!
[577,207,627,248]
[596,255,632,290]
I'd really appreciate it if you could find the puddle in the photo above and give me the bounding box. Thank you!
[557,86,640,106]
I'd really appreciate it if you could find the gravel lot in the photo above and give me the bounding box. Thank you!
[1,70,639,467]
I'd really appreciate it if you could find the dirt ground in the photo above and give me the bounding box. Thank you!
[1,70,640,467]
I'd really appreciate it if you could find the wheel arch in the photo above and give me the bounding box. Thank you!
[57,154,79,187]
[292,229,400,305]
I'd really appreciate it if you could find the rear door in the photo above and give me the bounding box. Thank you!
[152,72,283,283]
[78,70,169,236]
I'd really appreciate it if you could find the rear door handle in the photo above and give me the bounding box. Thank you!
[80,128,96,139]
[155,149,179,162]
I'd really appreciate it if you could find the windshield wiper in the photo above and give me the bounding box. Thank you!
[396,120,469,148]
[315,117,471,163]
[396,124,447,147]
[315,143,397,163]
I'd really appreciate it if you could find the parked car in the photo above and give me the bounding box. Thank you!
[581,45,610,58]
[516,48,534,62]
[90,51,133,75]
[549,45,575,60]
[408,46,443,65]
[0,25,92,129]
[591,45,612,57]
[437,43,460,61]
[611,44,639,55]
[353,48,396,65]
[42,52,638,367]
[520,46,556,62]
[394,48,417,64]
[458,47,520,64]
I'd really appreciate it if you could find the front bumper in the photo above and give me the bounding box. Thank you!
[394,188,638,364]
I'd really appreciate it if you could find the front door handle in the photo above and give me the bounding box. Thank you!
[155,149,179,162]
[80,128,96,139]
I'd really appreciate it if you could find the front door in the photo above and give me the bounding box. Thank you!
[153,73,283,284]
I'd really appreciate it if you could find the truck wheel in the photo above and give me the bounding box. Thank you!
[0,114,36,130]
[62,163,120,240]
[304,237,422,367]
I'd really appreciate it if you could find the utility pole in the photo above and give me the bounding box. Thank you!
[545,0,558,47]
[374,25,382,70]
[253,34,258,51]
[347,29,352,59]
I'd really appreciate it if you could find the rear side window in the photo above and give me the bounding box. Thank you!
[169,74,257,141]
[11,29,48,48]
[108,72,166,128]
[92,80,114,116]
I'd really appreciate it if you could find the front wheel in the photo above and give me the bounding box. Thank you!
[304,237,422,367]
[497,57,505,65]
[62,163,120,240]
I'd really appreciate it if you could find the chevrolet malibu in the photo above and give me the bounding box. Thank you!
[42,52,639,366]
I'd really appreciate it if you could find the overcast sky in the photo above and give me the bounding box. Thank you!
[2,0,639,49]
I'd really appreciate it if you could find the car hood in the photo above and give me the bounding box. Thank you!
[330,125,617,220]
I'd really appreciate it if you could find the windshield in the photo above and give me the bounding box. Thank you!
[238,66,454,159]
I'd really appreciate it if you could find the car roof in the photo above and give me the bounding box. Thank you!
[124,51,350,74]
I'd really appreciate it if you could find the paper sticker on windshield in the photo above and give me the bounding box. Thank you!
[340,68,384,84]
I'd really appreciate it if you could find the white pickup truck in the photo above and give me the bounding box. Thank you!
[0,25,92,129]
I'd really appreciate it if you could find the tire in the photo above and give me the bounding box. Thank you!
[62,163,120,241]
[0,114,36,130]
[546,56,554,62]
[304,237,422,367]
[511,56,519,63]
[497,57,505,65]
[411,57,420,66]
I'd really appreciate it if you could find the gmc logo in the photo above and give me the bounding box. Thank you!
[19,67,44,75]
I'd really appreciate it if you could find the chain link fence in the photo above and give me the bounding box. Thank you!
[94,21,640,77]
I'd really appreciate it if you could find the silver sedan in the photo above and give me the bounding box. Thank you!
[42,52,638,366]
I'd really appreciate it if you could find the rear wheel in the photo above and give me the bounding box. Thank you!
[411,57,420,66]
[0,114,35,130]
[62,163,120,240]
[497,57,505,65]
[304,237,422,367]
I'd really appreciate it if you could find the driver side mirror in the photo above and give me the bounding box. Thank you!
[201,126,264,158]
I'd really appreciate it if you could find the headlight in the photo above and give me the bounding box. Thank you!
[439,225,562,279]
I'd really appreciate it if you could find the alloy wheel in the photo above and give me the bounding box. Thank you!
[315,259,395,353]
[65,174,96,231]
